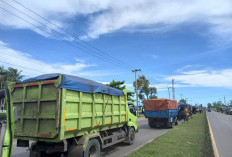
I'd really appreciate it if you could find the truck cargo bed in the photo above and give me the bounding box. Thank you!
[12,75,128,142]
[145,109,178,118]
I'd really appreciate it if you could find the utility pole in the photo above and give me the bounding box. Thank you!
[172,79,175,100]
[132,69,141,115]
[224,96,226,106]
[167,87,171,99]
[219,98,222,105]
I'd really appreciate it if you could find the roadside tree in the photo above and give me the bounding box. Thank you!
[0,66,23,89]
[133,75,157,101]
[107,80,135,102]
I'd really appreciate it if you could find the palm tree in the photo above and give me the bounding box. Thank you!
[0,67,23,89]
[0,66,7,89]
[7,67,23,82]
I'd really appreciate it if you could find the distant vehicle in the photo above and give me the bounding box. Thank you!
[178,102,191,119]
[221,107,226,113]
[139,106,144,114]
[144,98,178,128]
[192,106,196,114]
[198,106,203,113]
[229,108,232,115]
[225,107,232,115]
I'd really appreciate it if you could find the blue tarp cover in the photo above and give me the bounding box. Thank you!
[23,73,124,96]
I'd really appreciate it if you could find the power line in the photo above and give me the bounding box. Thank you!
[12,0,136,70]
[0,5,131,71]
[0,60,44,74]
[188,93,232,99]
[0,0,134,70]
[0,51,52,68]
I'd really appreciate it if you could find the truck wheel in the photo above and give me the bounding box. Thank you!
[67,144,84,157]
[175,121,178,125]
[30,142,41,157]
[166,122,173,128]
[127,127,135,145]
[148,122,154,128]
[29,151,41,157]
[83,139,100,157]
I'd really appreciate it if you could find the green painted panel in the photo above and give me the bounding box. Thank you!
[60,89,128,140]
[12,80,59,139]
[12,77,130,142]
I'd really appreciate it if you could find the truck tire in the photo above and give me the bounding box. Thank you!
[83,139,100,157]
[30,142,41,157]
[127,127,135,145]
[148,122,154,128]
[67,144,84,157]
[29,151,41,157]
[166,121,173,128]
[175,121,178,125]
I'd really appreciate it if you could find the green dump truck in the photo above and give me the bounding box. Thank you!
[11,74,138,157]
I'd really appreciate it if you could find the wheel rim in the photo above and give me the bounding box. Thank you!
[89,144,97,157]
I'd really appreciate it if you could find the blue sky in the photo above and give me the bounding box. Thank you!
[0,0,232,106]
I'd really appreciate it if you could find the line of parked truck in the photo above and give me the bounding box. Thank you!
[142,99,199,129]
[0,73,199,157]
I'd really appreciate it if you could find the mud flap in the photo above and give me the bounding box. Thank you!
[29,150,41,157]
[67,144,84,157]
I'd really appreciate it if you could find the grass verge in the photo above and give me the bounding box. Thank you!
[128,112,214,157]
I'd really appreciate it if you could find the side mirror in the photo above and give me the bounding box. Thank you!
[13,107,18,122]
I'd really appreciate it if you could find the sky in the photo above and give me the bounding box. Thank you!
[0,0,232,106]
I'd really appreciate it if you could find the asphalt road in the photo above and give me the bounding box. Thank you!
[12,117,172,157]
[207,111,232,157]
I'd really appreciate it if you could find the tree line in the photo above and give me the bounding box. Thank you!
[207,101,232,111]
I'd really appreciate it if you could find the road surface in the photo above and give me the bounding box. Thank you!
[12,117,174,157]
[207,111,232,157]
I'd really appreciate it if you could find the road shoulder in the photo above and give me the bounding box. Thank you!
[206,113,220,157]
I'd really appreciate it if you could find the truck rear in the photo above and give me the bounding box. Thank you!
[144,99,178,128]
[11,74,138,157]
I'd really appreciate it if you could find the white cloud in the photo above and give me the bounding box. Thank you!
[0,40,117,79]
[1,0,232,41]
[0,40,8,46]
[165,68,232,88]
[150,55,159,60]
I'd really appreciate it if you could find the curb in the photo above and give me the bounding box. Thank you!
[206,114,220,157]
